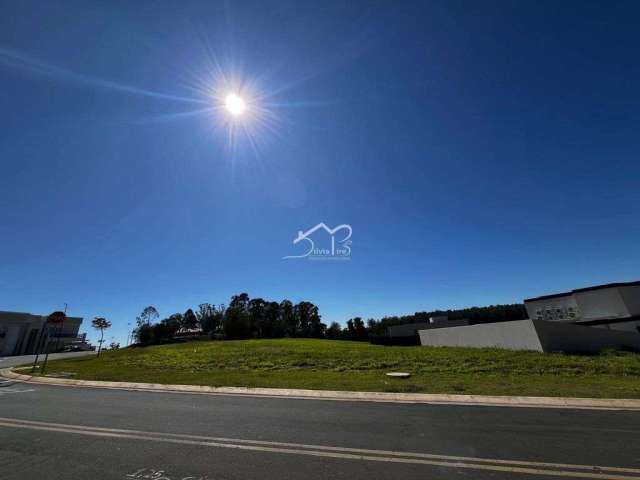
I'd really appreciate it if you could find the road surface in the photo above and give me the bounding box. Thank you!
[0,381,639,480]
[0,351,95,368]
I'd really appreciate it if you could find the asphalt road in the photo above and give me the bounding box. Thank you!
[0,382,639,480]
[0,351,96,368]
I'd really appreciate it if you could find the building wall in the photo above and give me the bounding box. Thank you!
[573,288,629,321]
[0,311,83,356]
[524,284,640,324]
[618,286,640,317]
[420,282,640,353]
[419,320,544,351]
[592,320,640,333]
[387,323,430,338]
[524,295,580,323]
[427,319,470,329]
[429,316,449,324]
[388,319,470,338]
[419,319,640,353]
[1,325,25,356]
[0,312,40,356]
[533,320,640,353]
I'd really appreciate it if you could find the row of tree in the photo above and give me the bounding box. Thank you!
[134,294,330,344]
[132,294,528,345]
[365,304,528,338]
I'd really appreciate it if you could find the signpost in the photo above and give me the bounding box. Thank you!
[30,326,47,373]
[39,311,66,375]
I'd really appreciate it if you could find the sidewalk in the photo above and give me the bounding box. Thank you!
[3,367,640,411]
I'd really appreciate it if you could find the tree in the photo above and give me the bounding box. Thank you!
[197,303,225,336]
[182,308,198,332]
[353,317,368,340]
[91,317,112,357]
[135,323,154,345]
[346,319,356,338]
[229,293,250,311]
[166,313,183,335]
[223,305,251,339]
[370,304,529,341]
[327,322,342,339]
[248,298,267,337]
[108,342,120,350]
[279,300,295,337]
[294,301,325,338]
[366,318,385,336]
[197,303,214,334]
[263,302,281,338]
[293,302,310,336]
[133,306,160,345]
[136,306,159,327]
[308,307,326,338]
[149,314,181,342]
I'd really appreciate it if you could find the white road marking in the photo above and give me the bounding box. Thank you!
[0,388,35,395]
[0,417,639,479]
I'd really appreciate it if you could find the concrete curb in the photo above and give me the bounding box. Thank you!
[3,367,640,410]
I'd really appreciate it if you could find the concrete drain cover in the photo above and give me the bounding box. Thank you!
[386,372,411,378]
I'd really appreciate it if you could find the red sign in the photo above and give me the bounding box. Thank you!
[47,311,66,324]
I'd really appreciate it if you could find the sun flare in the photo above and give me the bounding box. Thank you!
[224,92,246,117]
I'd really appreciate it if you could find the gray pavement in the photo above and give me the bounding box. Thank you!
[0,382,639,479]
[0,351,95,368]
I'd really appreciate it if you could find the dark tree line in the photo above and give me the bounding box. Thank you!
[134,293,327,345]
[133,297,527,346]
[365,304,528,337]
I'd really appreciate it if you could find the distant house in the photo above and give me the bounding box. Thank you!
[418,281,640,353]
[0,311,84,356]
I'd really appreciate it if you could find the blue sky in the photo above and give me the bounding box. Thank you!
[1,1,639,346]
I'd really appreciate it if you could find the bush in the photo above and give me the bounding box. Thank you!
[135,324,154,345]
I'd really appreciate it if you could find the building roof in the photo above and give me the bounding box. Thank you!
[572,280,640,293]
[524,280,640,303]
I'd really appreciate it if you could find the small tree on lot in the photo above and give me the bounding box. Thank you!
[92,317,112,357]
[136,306,159,327]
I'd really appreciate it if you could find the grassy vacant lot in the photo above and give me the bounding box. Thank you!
[38,339,640,398]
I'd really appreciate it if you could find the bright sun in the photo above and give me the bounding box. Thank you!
[224,92,246,117]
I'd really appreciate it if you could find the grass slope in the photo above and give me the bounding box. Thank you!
[39,339,640,398]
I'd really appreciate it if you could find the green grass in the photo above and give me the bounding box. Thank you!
[37,338,640,398]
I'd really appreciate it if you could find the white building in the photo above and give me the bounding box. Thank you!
[524,281,640,332]
[0,311,83,356]
[419,281,640,353]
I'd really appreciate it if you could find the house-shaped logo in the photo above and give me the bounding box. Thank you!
[283,223,352,260]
